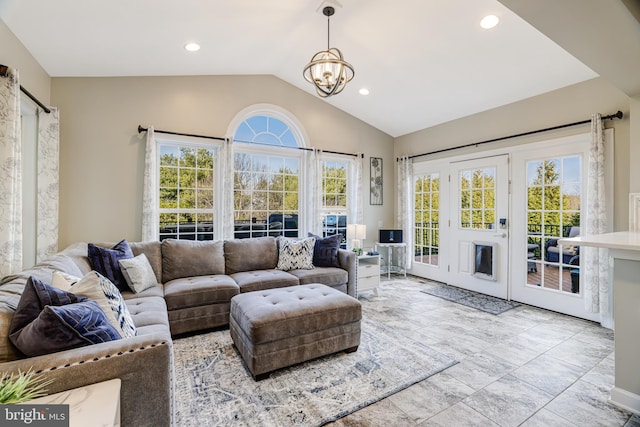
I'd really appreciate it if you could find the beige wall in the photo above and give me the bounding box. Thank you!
[394,77,631,231]
[0,20,50,105]
[51,75,394,247]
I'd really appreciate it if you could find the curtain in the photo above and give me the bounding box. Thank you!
[350,153,364,225]
[36,107,60,260]
[141,126,158,241]
[0,67,23,276]
[303,149,323,235]
[221,138,235,240]
[397,156,413,269]
[583,113,612,328]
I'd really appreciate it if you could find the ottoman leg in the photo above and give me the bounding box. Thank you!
[345,346,358,353]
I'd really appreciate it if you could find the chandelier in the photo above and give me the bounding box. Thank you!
[303,6,355,97]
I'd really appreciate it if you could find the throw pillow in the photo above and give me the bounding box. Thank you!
[52,271,136,339]
[119,254,158,293]
[308,233,342,268]
[276,236,316,271]
[88,239,134,291]
[9,277,121,357]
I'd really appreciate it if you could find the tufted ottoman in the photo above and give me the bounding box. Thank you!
[230,283,361,380]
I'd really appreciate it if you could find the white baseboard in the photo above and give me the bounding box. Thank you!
[610,387,640,415]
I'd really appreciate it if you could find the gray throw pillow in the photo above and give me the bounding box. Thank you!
[119,254,158,293]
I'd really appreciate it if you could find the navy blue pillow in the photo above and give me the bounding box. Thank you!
[9,277,121,357]
[308,233,342,268]
[88,239,134,291]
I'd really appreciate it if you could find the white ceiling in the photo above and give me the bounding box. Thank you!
[0,0,598,137]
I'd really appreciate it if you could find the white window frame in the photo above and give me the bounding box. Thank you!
[155,135,223,241]
[232,144,303,238]
[319,155,351,244]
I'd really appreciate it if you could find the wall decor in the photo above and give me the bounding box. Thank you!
[370,157,383,205]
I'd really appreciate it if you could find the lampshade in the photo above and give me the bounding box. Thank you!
[347,224,366,250]
[303,6,354,97]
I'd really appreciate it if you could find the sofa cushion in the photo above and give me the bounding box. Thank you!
[9,277,121,357]
[130,241,163,283]
[230,270,299,293]
[125,296,170,335]
[163,275,239,311]
[88,239,135,291]
[119,254,158,293]
[224,237,278,274]
[276,236,315,270]
[287,267,348,287]
[309,233,342,268]
[162,239,225,283]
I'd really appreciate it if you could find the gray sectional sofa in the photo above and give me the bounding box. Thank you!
[0,236,357,427]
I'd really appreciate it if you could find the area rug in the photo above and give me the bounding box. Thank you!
[420,283,520,315]
[173,286,458,426]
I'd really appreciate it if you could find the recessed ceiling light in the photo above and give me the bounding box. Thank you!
[184,42,201,52]
[359,88,370,96]
[480,15,499,29]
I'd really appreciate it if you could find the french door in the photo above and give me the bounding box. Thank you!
[510,132,612,321]
[410,132,612,321]
[448,155,510,299]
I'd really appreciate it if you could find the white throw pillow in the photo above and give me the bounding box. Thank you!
[118,254,158,293]
[52,270,136,338]
[276,236,316,270]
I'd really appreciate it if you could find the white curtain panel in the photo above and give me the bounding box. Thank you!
[141,126,158,241]
[304,149,322,235]
[397,156,413,269]
[351,153,364,225]
[221,138,235,239]
[0,67,23,276]
[36,107,60,261]
[584,113,613,328]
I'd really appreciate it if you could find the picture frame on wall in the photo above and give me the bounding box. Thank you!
[370,157,383,205]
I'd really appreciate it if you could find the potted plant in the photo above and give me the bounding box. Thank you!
[0,369,52,404]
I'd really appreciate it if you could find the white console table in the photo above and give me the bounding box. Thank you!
[26,378,121,427]
[561,231,640,414]
[375,242,407,280]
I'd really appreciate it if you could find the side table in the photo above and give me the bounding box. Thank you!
[357,254,381,295]
[376,242,407,280]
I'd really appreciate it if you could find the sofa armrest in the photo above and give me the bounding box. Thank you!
[338,249,357,298]
[0,332,174,427]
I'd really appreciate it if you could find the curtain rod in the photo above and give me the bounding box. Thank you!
[402,110,624,161]
[137,125,363,158]
[0,64,51,114]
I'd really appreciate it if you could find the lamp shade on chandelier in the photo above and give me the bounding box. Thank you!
[303,6,354,97]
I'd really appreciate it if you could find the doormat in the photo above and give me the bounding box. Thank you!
[421,284,520,315]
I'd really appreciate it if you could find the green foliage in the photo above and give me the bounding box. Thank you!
[527,158,581,236]
[159,147,215,212]
[0,369,52,404]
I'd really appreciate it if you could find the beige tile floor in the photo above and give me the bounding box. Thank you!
[328,277,640,427]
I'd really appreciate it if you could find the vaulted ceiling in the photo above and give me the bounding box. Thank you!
[3,0,635,137]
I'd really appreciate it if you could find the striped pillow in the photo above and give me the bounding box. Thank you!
[88,239,134,291]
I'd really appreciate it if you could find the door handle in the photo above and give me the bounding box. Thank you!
[493,233,507,238]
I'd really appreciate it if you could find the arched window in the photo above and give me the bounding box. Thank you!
[234,115,299,147]
[230,107,306,239]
